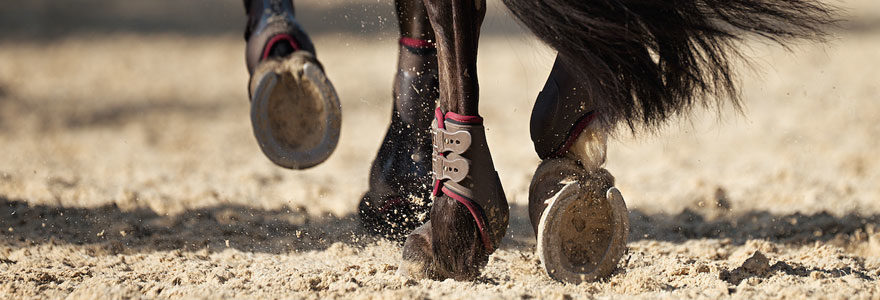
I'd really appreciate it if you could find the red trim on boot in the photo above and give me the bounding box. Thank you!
[433,108,446,197]
[441,186,494,252]
[434,108,446,129]
[432,108,494,252]
[261,34,300,60]
[399,37,435,49]
[552,111,597,158]
[445,111,483,124]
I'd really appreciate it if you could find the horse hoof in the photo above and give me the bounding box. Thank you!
[249,51,341,170]
[398,222,434,280]
[535,173,629,283]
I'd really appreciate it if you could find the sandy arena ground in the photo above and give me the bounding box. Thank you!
[1,0,879,299]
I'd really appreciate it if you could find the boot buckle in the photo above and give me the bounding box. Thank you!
[432,127,471,154]
[432,154,470,183]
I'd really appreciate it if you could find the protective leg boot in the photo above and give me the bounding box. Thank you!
[359,43,438,241]
[245,0,341,169]
[430,110,509,251]
[398,109,509,280]
[531,55,606,160]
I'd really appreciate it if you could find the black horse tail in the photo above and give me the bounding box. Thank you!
[502,0,837,129]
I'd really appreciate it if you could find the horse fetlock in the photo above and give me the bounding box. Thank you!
[430,195,490,280]
[564,121,608,172]
[399,196,491,281]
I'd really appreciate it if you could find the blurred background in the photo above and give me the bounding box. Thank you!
[0,0,536,39]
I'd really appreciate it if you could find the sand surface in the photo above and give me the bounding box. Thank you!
[1,0,879,299]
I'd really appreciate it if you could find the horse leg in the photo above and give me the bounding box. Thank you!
[400,0,509,280]
[527,55,629,283]
[503,0,832,284]
[358,0,438,241]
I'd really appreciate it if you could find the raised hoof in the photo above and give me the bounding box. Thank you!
[398,221,434,280]
[249,52,341,170]
[535,172,629,283]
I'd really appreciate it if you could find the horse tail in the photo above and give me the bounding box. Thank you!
[501,0,837,129]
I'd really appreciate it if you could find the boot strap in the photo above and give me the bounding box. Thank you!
[432,153,469,183]
[431,108,493,252]
[432,127,471,154]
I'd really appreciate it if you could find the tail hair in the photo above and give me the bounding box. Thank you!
[503,0,838,129]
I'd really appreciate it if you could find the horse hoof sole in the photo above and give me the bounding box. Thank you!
[249,52,341,170]
[537,184,629,283]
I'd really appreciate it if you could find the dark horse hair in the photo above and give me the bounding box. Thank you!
[502,0,837,130]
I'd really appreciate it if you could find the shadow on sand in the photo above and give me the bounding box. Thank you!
[3,195,877,256]
[0,195,373,255]
[501,203,879,251]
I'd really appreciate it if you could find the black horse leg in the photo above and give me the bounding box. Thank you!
[358,0,439,240]
[400,0,509,281]
[424,0,482,115]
